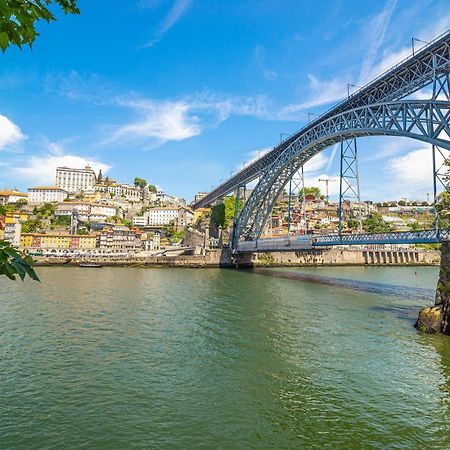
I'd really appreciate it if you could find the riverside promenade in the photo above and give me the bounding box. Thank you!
[32,247,440,268]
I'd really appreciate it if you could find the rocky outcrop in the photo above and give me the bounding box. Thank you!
[416,240,450,334]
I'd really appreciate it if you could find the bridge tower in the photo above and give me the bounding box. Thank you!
[338,138,362,236]
[287,165,307,236]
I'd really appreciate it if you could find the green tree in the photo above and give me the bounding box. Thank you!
[163,221,176,238]
[398,200,406,206]
[362,213,391,233]
[0,240,39,281]
[134,177,147,189]
[0,0,79,52]
[51,215,70,226]
[148,184,157,193]
[347,219,359,229]
[22,218,42,233]
[33,202,55,218]
[299,186,322,201]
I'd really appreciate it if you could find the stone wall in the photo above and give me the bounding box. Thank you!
[248,248,439,267]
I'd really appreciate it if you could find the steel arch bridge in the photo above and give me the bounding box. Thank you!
[193,30,450,253]
[233,100,450,246]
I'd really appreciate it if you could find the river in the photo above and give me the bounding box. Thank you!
[1,266,449,448]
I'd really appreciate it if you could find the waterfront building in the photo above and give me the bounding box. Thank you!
[97,226,143,252]
[56,165,97,193]
[0,189,28,205]
[3,218,22,246]
[20,233,97,250]
[28,186,68,204]
[141,231,161,250]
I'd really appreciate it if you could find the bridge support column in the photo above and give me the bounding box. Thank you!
[338,138,362,236]
[287,165,306,236]
[416,240,450,334]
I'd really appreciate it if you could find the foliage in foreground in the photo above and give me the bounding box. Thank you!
[0,241,39,281]
[0,0,79,51]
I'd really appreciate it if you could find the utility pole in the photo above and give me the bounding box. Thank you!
[318,178,337,202]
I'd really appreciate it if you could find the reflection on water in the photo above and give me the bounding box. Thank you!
[0,266,449,448]
[253,267,435,301]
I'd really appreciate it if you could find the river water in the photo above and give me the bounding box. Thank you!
[1,266,450,448]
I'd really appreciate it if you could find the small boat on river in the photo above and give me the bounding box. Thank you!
[79,263,104,268]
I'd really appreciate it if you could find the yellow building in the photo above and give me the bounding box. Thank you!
[40,234,72,249]
[20,233,97,250]
[20,234,34,248]
[5,212,28,223]
[78,235,97,249]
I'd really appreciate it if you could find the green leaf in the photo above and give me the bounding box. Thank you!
[0,32,8,52]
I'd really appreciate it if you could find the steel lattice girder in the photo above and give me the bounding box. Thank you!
[232,100,450,248]
[194,30,450,209]
[312,229,450,246]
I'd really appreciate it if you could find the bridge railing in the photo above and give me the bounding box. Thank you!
[233,229,450,252]
[312,229,449,246]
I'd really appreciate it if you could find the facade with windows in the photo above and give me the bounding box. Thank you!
[28,187,68,204]
[56,166,97,193]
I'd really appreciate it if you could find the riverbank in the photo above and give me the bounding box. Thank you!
[33,247,440,268]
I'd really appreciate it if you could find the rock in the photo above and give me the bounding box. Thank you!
[415,305,445,333]
[416,240,450,335]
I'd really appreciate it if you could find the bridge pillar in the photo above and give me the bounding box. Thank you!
[287,165,306,236]
[338,138,362,236]
[416,240,450,334]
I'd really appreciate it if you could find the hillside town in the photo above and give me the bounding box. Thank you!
[0,164,438,262]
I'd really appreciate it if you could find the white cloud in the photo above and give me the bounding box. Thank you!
[303,153,330,173]
[279,74,346,118]
[363,46,411,84]
[0,114,26,150]
[254,46,277,81]
[358,0,397,85]
[143,0,192,47]
[105,92,269,148]
[384,147,442,197]
[14,143,111,187]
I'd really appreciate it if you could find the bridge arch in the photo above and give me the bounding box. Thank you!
[232,100,450,248]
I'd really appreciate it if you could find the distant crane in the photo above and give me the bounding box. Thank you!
[318,178,337,202]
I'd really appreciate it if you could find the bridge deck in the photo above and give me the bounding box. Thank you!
[234,230,449,253]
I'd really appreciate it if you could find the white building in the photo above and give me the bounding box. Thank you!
[4,219,22,246]
[0,189,28,205]
[94,183,141,201]
[28,187,68,204]
[132,216,147,227]
[134,207,194,230]
[55,202,117,221]
[56,165,97,193]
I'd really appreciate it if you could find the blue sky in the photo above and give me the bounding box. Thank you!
[0,0,449,202]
